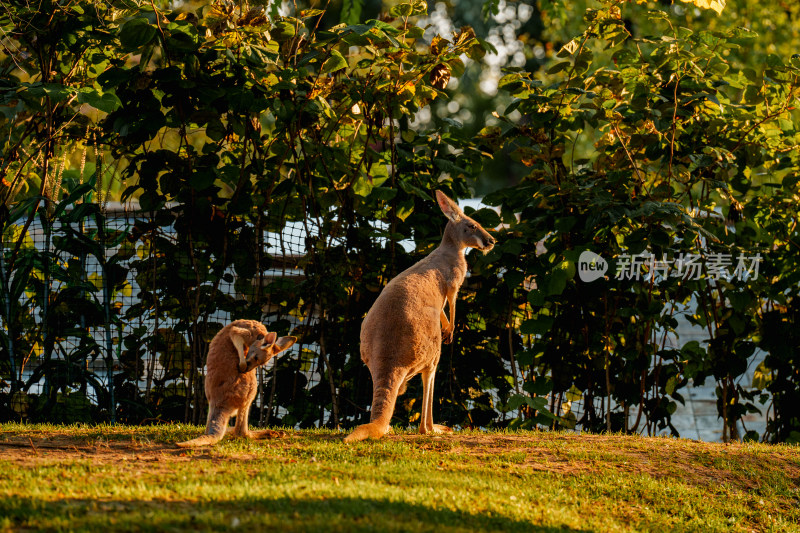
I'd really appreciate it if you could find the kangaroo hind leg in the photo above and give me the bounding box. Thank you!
[344,370,407,443]
[419,367,451,435]
[176,406,235,448]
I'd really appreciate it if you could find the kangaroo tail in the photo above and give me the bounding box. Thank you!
[176,407,231,448]
[175,433,224,448]
[344,373,405,444]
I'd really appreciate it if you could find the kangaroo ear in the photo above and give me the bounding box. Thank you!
[272,336,297,354]
[259,331,277,349]
[435,190,461,222]
[230,329,249,372]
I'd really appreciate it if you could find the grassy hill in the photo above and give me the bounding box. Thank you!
[0,423,798,532]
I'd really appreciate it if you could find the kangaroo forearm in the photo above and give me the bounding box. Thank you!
[448,291,457,328]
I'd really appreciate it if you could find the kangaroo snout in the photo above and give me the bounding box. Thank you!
[244,334,297,373]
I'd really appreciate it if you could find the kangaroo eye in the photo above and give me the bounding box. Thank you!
[468,224,477,230]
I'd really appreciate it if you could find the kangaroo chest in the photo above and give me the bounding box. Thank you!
[441,257,468,294]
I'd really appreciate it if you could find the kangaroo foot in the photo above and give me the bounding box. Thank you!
[420,423,452,435]
[343,422,388,443]
[250,429,287,439]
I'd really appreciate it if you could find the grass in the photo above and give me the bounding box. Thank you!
[1,423,799,532]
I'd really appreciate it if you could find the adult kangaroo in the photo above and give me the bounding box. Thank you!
[344,190,495,443]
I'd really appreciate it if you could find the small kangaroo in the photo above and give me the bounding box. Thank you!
[344,190,495,443]
[176,319,296,448]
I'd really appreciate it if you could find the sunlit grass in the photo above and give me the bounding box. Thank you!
[1,423,798,532]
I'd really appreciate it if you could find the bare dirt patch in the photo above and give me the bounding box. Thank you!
[1,437,182,466]
[0,429,308,469]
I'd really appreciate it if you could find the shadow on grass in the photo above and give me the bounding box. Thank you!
[1,494,591,532]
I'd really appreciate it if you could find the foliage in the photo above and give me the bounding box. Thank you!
[479,1,800,442]
[1,0,800,445]
[0,0,492,427]
[0,180,126,422]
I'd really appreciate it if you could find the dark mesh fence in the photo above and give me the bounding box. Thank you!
[0,202,336,426]
[1,198,533,429]
[1,200,757,440]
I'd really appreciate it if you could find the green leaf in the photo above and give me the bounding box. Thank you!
[554,216,576,232]
[246,45,278,67]
[528,396,549,412]
[25,83,71,102]
[390,3,414,17]
[54,175,97,218]
[300,8,326,18]
[470,208,501,229]
[515,349,538,367]
[368,187,396,201]
[751,361,772,390]
[396,198,414,221]
[271,20,297,41]
[340,0,363,25]
[9,255,34,302]
[189,170,216,191]
[406,26,425,40]
[547,61,570,74]
[743,430,759,443]
[119,18,157,50]
[527,289,545,306]
[353,176,373,197]
[545,270,568,296]
[523,377,552,396]
[206,117,226,142]
[520,316,554,335]
[321,50,348,74]
[97,67,137,89]
[504,270,524,289]
[77,88,121,113]
[727,291,751,313]
[665,375,678,396]
[506,393,527,411]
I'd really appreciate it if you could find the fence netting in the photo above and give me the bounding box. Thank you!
[1,201,524,429]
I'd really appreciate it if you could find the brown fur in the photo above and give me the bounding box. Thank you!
[344,191,495,443]
[176,320,296,448]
